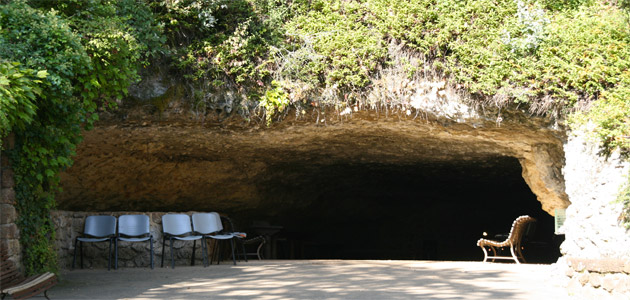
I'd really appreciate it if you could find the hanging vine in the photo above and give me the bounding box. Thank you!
[0,0,162,274]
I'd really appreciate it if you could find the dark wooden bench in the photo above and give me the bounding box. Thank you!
[1,249,57,300]
[476,215,537,264]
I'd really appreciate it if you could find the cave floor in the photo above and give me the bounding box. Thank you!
[50,260,574,299]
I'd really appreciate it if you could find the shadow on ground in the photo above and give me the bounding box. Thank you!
[50,260,571,300]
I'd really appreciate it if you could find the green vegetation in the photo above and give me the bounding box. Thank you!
[0,0,161,274]
[2,0,630,271]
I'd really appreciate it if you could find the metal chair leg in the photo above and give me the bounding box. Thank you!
[217,240,223,264]
[161,236,166,268]
[240,239,248,262]
[80,241,84,269]
[72,239,78,269]
[510,245,521,264]
[107,239,112,271]
[170,238,175,269]
[481,246,488,262]
[115,238,118,270]
[192,240,197,266]
[256,238,265,260]
[210,240,217,265]
[150,238,154,269]
[230,238,236,265]
[201,237,208,267]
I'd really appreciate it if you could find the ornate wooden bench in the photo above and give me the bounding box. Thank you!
[476,215,536,264]
[1,249,57,300]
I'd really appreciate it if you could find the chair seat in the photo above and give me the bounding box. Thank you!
[118,236,151,242]
[205,234,234,240]
[77,237,111,243]
[232,232,247,238]
[171,235,202,241]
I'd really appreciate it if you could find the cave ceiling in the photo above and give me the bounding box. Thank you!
[57,108,569,215]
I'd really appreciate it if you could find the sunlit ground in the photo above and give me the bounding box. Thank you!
[51,260,573,299]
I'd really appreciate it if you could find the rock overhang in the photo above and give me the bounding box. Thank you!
[58,109,570,216]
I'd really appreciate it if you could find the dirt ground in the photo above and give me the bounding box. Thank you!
[46,260,576,299]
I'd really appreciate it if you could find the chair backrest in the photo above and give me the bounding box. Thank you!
[220,215,235,232]
[192,213,221,235]
[119,214,150,237]
[210,212,224,232]
[507,215,536,244]
[84,215,116,238]
[162,214,193,236]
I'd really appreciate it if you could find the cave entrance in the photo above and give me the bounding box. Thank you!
[58,122,567,264]
[245,156,561,263]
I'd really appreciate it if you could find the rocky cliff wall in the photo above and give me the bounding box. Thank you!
[559,127,630,298]
[58,79,571,217]
[0,134,21,271]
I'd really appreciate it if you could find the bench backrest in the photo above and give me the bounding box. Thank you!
[0,248,22,289]
[506,215,536,245]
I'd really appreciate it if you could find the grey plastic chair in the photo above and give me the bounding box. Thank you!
[161,214,206,269]
[192,213,237,265]
[115,214,154,269]
[72,215,117,270]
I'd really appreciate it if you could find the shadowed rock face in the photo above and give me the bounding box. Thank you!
[58,111,568,215]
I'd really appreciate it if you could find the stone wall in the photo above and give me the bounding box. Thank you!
[560,128,630,298]
[1,134,21,270]
[52,210,228,269]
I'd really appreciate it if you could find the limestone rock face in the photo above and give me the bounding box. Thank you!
[58,100,570,216]
[561,129,630,259]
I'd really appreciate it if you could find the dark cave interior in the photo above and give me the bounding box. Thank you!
[236,156,562,263]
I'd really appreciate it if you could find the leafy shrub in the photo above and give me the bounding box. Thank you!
[0,61,47,140]
[286,1,387,90]
[0,1,93,274]
[29,0,164,103]
[1,0,163,274]
[259,80,289,126]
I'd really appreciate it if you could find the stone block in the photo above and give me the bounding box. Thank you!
[73,212,87,218]
[565,266,575,277]
[589,272,603,288]
[0,239,20,257]
[1,168,14,188]
[602,274,619,292]
[612,274,630,294]
[133,254,151,268]
[92,241,109,250]
[0,204,17,224]
[131,241,151,252]
[1,188,15,204]
[72,217,85,232]
[0,224,19,239]
[578,271,590,286]
[568,259,586,272]
[566,276,582,294]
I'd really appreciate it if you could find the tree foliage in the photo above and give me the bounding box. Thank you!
[0,0,162,274]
